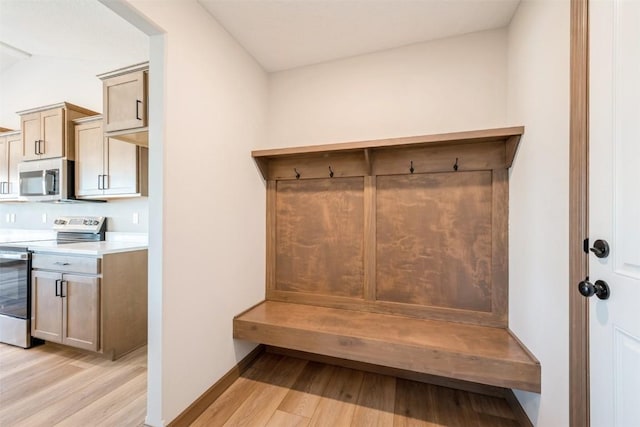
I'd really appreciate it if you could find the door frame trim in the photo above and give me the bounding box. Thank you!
[569,0,589,426]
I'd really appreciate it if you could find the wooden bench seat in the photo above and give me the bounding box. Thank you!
[233,301,541,393]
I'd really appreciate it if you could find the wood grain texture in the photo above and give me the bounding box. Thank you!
[372,141,504,176]
[266,180,277,294]
[376,171,493,313]
[267,290,508,327]
[253,126,524,161]
[307,367,364,427]
[266,346,507,398]
[192,351,526,427]
[0,343,146,427]
[278,362,336,418]
[268,151,368,181]
[351,372,396,426]
[234,301,541,392]
[491,168,509,325]
[276,178,364,298]
[570,1,590,426]
[363,176,377,301]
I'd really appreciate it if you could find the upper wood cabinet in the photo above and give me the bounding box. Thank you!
[75,116,148,199]
[17,102,98,161]
[98,62,149,146]
[0,130,22,200]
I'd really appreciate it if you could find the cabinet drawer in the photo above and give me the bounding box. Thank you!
[32,254,101,274]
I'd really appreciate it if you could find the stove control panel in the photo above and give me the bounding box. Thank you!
[52,216,106,233]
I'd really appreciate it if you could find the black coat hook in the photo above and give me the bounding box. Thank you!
[453,157,459,171]
[294,168,300,179]
[409,161,414,174]
[329,166,334,178]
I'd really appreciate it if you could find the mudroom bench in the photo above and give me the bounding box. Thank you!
[234,126,541,393]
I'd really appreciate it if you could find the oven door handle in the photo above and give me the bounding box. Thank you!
[0,253,29,260]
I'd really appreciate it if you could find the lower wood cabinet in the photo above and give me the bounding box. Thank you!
[31,270,100,351]
[31,250,147,359]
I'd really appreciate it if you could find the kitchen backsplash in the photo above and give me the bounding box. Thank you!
[0,198,148,232]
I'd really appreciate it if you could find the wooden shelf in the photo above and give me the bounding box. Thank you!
[234,301,541,393]
[252,126,523,180]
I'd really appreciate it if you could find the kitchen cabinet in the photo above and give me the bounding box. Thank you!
[98,62,149,146]
[75,116,148,198]
[31,250,147,359]
[18,102,98,161]
[31,270,100,351]
[0,130,22,200]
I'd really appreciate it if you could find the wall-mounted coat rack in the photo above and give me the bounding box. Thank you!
[236,126,540,394]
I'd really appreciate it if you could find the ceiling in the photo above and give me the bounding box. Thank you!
[199,0,521,72]
[0,0,148,74]
[0,0,520,75]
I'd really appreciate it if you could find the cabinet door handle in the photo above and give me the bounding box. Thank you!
[1,182,6,194]
[55,279,61,297]
[103,174,109,190]
[53,261,70,266]
[34,140,39,155]
[98,175,102,190]
[39,140,44,154]
[61,280,67,298]
[136,100,142,120]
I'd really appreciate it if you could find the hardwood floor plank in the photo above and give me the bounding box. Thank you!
[222,357,308,427]
[0,362,84,407]
[0,343,147,427]
[0,345,526,427]
[54,369,147,426]
[351,372,396,427]
[393,379,440,427]
[265,410,310,427]
[191,354,284,426]
[308,367,364,427]
[278,361,336,418]
[0,354,116,425]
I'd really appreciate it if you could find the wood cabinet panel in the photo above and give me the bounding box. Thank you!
[376,171,493,312]
[276,178,364,298]
[62,274,100,352]
[0,132,18,199]
[103,137,139,195]
[75,118,146,198]
[19,103,97,161]
[75,120,104,196]
[32,254,100,274]
[21,112,41,161]
[103,71,147,132]
[31,271,63,342]
[40,107,64,158]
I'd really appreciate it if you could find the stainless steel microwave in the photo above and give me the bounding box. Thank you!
[18,158,74,202]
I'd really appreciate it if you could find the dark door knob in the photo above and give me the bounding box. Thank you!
[589,239,610,258]
[578,279,610,300]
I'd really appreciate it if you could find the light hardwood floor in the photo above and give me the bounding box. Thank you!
[193,352,523,427]
[0,342,147,426]
[0,345,522,426]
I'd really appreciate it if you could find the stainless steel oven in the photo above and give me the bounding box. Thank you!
[0,247,33,348]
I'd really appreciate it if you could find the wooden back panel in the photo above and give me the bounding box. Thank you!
[376,171,493,312]
[261,127,521,328]
[275,178,364,298]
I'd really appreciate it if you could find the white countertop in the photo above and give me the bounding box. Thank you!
[0,230,147,256]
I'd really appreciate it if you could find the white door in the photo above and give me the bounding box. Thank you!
[589,1,640,426]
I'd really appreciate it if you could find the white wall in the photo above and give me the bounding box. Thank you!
[122,1,268,425]
[507,1,570,425]
[0,25,149,233]
[267,28,507,148]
